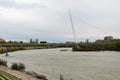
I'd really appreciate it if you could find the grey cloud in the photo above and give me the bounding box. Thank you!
[0,0,48,9]
[1,0,120,42]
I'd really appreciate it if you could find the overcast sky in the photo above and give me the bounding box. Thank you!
[0,0,120,42]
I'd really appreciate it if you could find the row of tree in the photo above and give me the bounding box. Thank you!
[30,38,39,43]
[30,38,47,44]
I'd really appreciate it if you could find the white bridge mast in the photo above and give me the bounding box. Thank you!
[69,10,77,43]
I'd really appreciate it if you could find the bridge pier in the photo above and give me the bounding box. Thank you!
[5,47,9,56]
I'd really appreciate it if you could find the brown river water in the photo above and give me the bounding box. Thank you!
[0,48,120,80]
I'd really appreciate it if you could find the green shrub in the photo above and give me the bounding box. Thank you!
[60,74,64,80]
[19,63,25,71]
[11,63,19,70]
[59,74,73,80]
[26,71,48,80]
[11,62,25,71]
[0,59,7,66]
[35,74,47,80]
[0,47,5,54]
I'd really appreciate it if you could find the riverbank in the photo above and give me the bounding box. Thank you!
[0,46,54,54]
[0,47,46,54]
[72,43,120,51]
[0,65,40,80]
[0,47,26,54]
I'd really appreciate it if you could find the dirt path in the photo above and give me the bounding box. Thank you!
[0,66,40,80]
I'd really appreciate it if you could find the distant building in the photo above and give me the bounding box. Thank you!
[20,41,23,43]
[66,41,76,44]
[0,38,6,43]
[40,41,47,43]
[86,39,89,43]
[104,36,113,41]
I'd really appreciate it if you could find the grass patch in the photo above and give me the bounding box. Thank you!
[0,70,21,80]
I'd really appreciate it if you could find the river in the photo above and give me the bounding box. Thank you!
[0,48,120,80]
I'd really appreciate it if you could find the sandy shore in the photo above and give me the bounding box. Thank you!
[0,66,40,80]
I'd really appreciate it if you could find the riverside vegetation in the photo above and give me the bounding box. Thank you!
[11,63,25,71]
[0,43,60,54]
[59,74,72,80]
[73,40,120,51]
[0,47,26,54]
[0,59,7,67]
[0,59,48,80]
